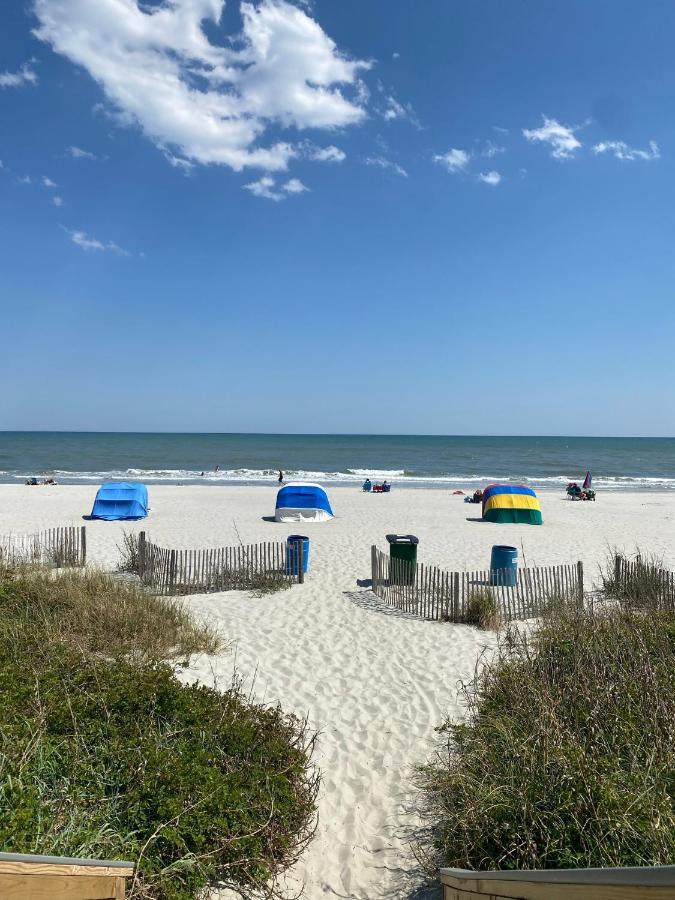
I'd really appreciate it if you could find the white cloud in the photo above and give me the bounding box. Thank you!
[0,62,38,89]
[392,51,400,60]
[493,125,509,134]
[364,156,407,177]
[52,195,64,206]
[243,173,308,200]
[67,145,97,160]
[433,148,470,173]
[64,227,130,255]
[283,177,308,194]
[42,176,57,188]
[523,115,581,159]
[305,144,346,163]
[478,170,501,186]
[18,175,32,185]
[592,139,660,161]
[378,90,420,127]
[164,152,195,172]
[34,0,370,172]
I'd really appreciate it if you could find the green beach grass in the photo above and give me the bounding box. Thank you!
[416,560,675,874]
[0,563,319,899]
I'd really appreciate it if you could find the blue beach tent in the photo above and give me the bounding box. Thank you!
[91,482,148,521]
[275,482,333,523]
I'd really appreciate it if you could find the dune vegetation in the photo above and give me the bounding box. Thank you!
[417,555,675,873]
[0,562,318,900]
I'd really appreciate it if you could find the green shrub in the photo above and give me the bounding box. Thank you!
[117,530,142,574]
[464,587,500,630]
[0,565,319,899]
[416,603,675,872]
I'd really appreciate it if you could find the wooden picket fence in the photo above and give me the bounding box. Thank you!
[371,546,583,623]
[611,554,675,609]
[0,526,86,568]
[137,532,301,595]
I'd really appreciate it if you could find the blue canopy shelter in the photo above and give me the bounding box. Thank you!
[91,482,148,521]
[275,483,333,523]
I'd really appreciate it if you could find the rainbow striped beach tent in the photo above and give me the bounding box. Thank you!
[481,484,542,525]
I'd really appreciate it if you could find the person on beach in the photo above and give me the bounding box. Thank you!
[363,478,372,492]
[278,470,284,485]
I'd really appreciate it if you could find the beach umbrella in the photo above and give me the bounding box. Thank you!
[582,471,592,490]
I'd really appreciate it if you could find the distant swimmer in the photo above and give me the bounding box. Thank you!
[278,470,284,485]
[215,464,220,473]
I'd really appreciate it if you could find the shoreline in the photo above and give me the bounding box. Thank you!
[2,478,674,492]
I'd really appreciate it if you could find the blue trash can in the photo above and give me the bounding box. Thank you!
[490,545,518,587]
[286,535,310,575]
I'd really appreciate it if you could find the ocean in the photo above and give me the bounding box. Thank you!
[1,432,674,491]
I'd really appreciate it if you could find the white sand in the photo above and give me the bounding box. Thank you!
[1,484,674,899]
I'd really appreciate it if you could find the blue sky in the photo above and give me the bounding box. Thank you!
[1,0,674,435]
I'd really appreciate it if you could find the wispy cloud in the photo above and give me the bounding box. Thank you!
[67,145,98,160]
[481,140,505,159]
[52,195,64,206]
[305,143,346,163]
[433,148,470,173]
[243,175,309,200]
[593,139,660,161]
[0,61,38,89]
[164,152,195,173]
[478,170,501,186]
[64,227,130,255]
[42,176,57,188]
[35,0,371,172]
[18,175,32,185]
[523,115,581,159]
[365,156,408,177]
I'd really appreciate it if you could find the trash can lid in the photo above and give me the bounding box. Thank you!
[287,534,309,542]
[386,534,419,545]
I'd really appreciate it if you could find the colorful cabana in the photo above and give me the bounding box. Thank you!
[90,482,148,520]
[481,484,542,525]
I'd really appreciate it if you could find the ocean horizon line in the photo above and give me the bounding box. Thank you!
[3,430,675,440]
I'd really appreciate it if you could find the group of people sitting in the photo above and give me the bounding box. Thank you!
[463,489,484,504]
[566,482,596,501]
[25,477,57,485]
[362,478,391,493]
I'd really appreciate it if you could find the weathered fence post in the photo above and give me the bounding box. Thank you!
[80,525,87,566]
[371,545,377,591]
[138,531,146,581]
[297,540,304,585]
[577,560,584,608]
[168,549,177,594]
[453,572,460,622]
[614,553,622,590]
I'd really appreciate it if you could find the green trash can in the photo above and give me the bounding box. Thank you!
[386,534,419,586]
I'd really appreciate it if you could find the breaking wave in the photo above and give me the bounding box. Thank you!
[5,467,675,490]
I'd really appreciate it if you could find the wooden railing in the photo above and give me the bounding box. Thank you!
[0,852,134,899]
[441,864,675,899]
[0,526,86,568]
[371,546,583,623]
[138,532,302,595]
